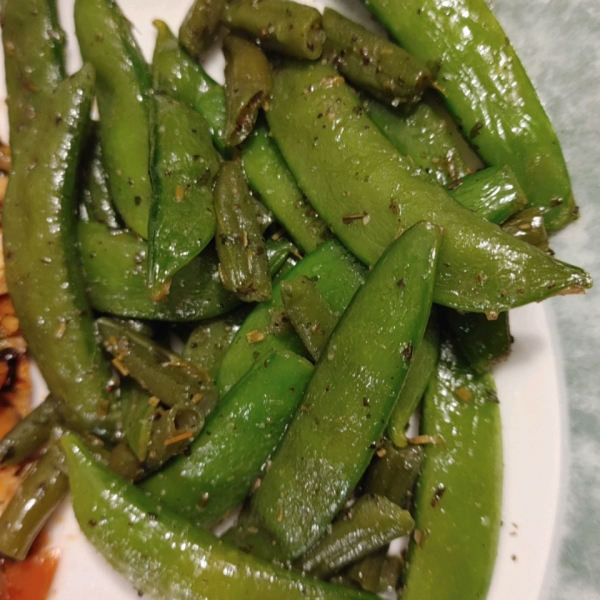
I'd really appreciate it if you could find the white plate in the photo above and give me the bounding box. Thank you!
[0,0,591,598]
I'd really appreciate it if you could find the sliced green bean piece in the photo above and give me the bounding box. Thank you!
[223,0,325,60]
[401,338,502,600]
[74,0,152,238]
[214,160,272,302]
[149,94,220,299]
[298,494,414,579]
[322,8,430,107]
[280,275,339,362]
[179,0,227,60]
[141,351,313,528]
[0,442,68,560]
[502,207,550,253]
[223,34,273,147]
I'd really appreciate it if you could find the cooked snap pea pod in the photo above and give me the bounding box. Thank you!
[149,94,220,300]
[222,0,325,60]
[0,441,68,560]
[244,222,440,561]
[280,275,339,362]
[297,494,414,579]
[217,239,366,395]
[214,160,273,303]
[322,8,430,108]
[78,221,289,321]
[266,62,591,313]
[141,351,313,528]
[223,35,273,147]
[401,338,502,600]
[363,0,577,232]
[74,0,153,238]
[347,549,403,595]
[1,0,66,159]
[502,207,551,253]
[120,381,156,464]
[179,0,227,60]
[3,66,115,432]
[62,433,377,600]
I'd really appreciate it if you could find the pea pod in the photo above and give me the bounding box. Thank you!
[74,0,153,238]
[244,222,441,560]
[266,61,591,313]
[179,0,227,60]
[62,433,378,600]
[502,207,550,252]
[363,0,577,231]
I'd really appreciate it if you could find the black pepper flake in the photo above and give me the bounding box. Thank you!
[402,342,413,362]
[397,279,405,287]
[431,484,445,507]
[134,195,142,206]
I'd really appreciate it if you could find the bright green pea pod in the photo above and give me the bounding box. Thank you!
[222,0,325,60]
[448,165,527,225]
[322,8,431,107]
[1,0,66,159]
[298,494,414,579]
[3,65,115,431]
[246,222,441,560]
[141,351,313,528]
[363,0,577,231]
[74,0,153,238]
[502,207,550,252]
[217,239,366,395]
[402,338,502,600]
[266,62,591,313]
[223,35,273,147]
[62,433,377,600]
[149,94,220,299]
[179,0,227,60]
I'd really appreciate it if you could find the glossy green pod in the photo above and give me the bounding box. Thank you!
[502,207,550,252]
[62,434,378,600]
[74,0,153,238]
[179,0,227,60]
[266,61,591,313]
[363,0,577,231]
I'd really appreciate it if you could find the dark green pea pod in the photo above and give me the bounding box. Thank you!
[244,222,441,561]
[78,221,289,321]
[141,350,313,528]
[1,0,66,160]
[347,549,403,595]
[502,207,551,253]
[149,94,220,300]
[74,0,153,238]
[222,0,325,60]
[3,65,116,432]
[120,380,156,463]
[223,34,273,147]
[363,0,577,231]
[214,160,272,303]
[217,239,366,395]
[448,165,527,225]
[152,20,227,153]
[178,0,227,60]
[365,99,471,187]
[266,61,592,313]
[280,275,339,362]
[387,316,439,447]
[0,441,68,560]
[322,8,431,108]
[401,338,502,600]
[298,494,414,579]
[62,433,378,600]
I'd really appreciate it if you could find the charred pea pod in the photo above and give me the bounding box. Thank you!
[140,351,313,528]
[280,275,339,362]
[297,494,414,579]
[214,160,272,303]
[217,239,366,395]
[223,35,273,147]
[266,62,591,313]
[502,207,550,253]
[62,434,378,600]
[363,0,577,231]
[179,0,227,60]
[3,65,115,432]
[222,0,325,60]
[1,0,66,159]
[148,94,220,300]
[322,8,431,108]
[78,221,290,321]
[74,0,153,238]
[244,222,441,561]
[0,441,68,560]
[401,338,502,600]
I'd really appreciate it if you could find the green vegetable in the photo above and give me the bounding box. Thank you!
[178,0,227,60]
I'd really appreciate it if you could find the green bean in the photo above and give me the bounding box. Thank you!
[179,0,227,60]
[502,207,550,253]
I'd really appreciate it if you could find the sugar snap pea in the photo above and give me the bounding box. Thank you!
[502,207,550,252]
[179,0,227,60]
